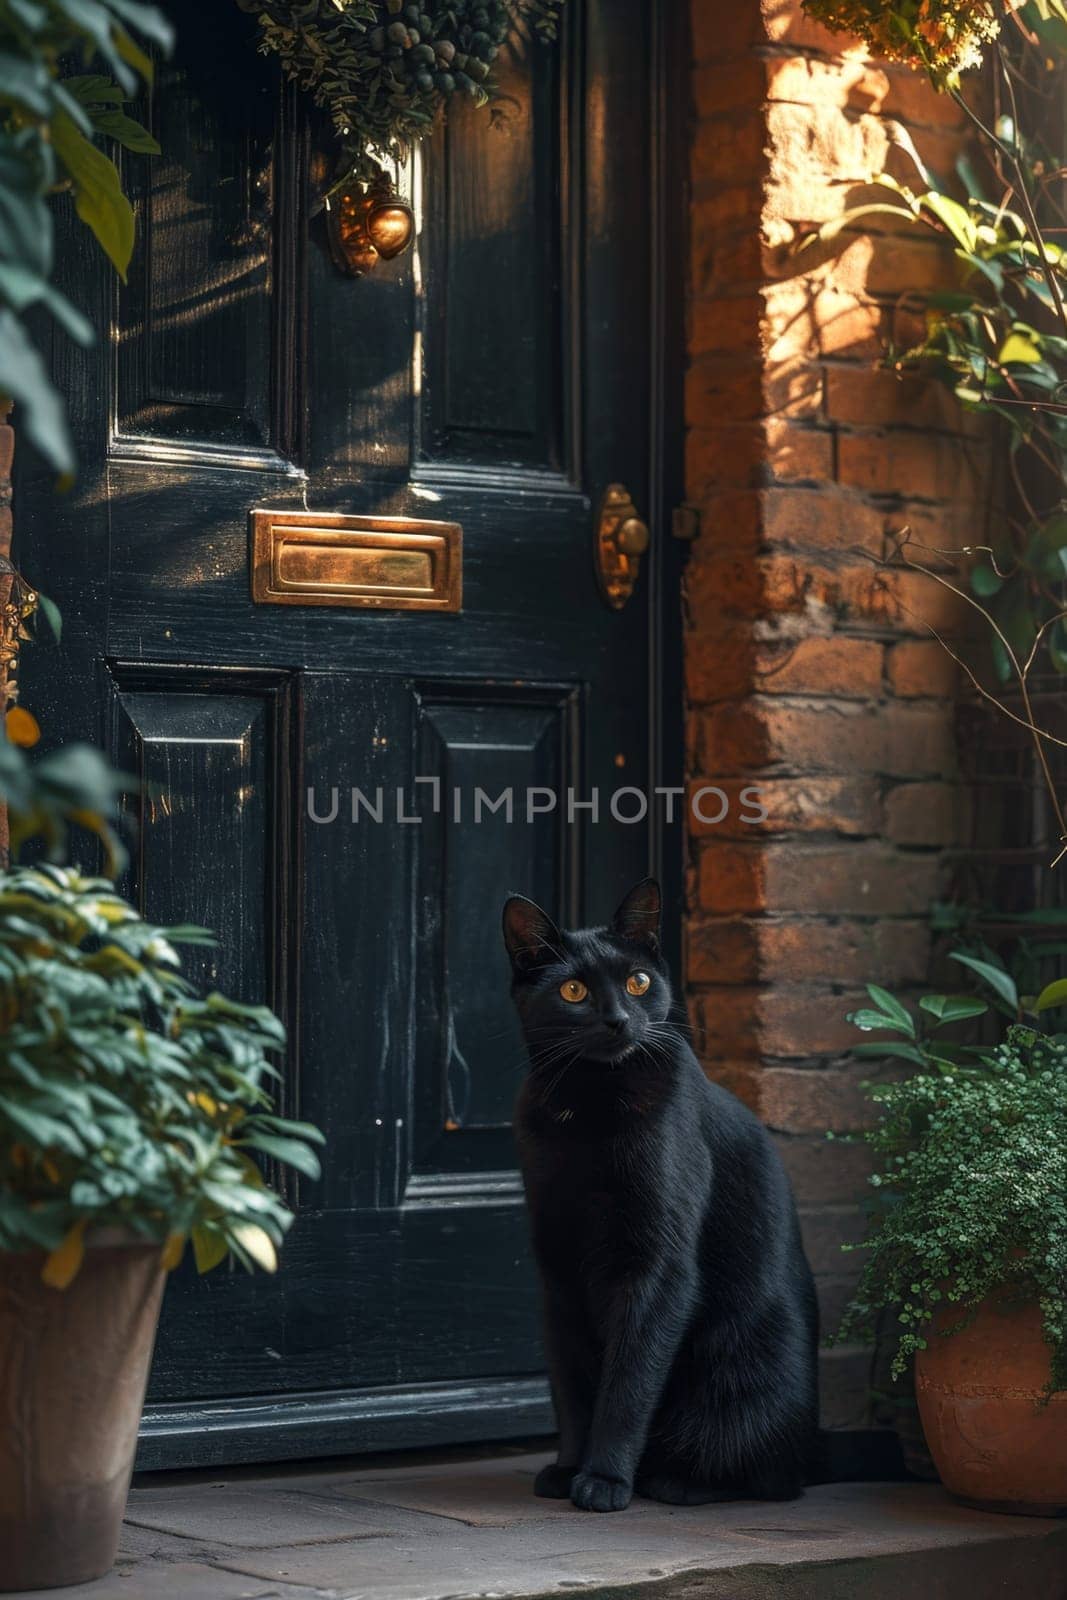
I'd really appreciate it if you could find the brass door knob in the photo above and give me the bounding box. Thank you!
[617,515,650,557]
[595,485,650,609]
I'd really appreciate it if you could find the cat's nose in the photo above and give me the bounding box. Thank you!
[604,1012,627,1033]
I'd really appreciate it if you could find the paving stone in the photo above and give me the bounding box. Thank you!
[3,1560,310,1600]
[12,1456,1067,1600]
[314,1460,580,1526]
[125,1483,402,1548]
[209,1478,1067,1600]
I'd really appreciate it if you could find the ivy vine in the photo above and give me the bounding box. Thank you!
[236,0,566,194]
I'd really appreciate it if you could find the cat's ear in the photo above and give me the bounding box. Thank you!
[611,877,661,951]
[503,895,563,972]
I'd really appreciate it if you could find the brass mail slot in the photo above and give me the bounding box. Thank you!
[250,508,462,612]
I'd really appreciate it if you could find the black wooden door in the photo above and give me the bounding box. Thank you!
[18,0,679,1468]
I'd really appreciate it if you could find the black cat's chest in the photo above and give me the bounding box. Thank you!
[515,1099,673,1280]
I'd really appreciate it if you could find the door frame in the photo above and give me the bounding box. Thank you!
[118,0,686,1471]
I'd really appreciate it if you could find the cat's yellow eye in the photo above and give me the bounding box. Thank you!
[626,971,651,997]
[560,979,588,1004]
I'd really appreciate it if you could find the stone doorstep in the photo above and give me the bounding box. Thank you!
[9,1453,1067,1600]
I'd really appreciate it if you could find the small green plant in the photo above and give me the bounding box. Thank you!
[839,953,1067,1389]
[835,1024,1067,1390]
[0,861,323,1285]
[0,743,323,1286]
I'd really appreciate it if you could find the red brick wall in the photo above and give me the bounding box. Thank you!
[685,1,992,1427]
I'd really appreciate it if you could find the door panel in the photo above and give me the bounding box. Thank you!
[17,0,674,1468]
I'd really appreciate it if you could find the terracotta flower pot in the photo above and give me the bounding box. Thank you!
[915,1293,1067,1515]
[0,1235,165,1590]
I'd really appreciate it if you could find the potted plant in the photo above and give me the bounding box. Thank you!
[0,750,323,1590]
[838,967,1067,1513]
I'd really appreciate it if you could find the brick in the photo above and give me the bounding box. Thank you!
[883,62,969,130]
[687,630,885,707]
[819,1346,876,1429]
[695,840,766,913]
[764,360,826,420]
[690,294,765,358]
[774,1132,875,1206]
[765,5,862,55]
[886,780,970,846]
[824,366,968,432]
[685,553,970,634]
[704,1061,890,1132]
[692,56,768,120]
[816,1275,867,1338]
[802,286,888,360]
[688,775,882,837]
[766,101,893,222]
[684,486,888,561]
[766,54,891,116]
[695,988,868,1057]
[696,840,944,914]
[687,424,767,495]
[685,359,766,428]
[692,113,768,195]
[691,213,764,297]
[685,627,756,703]
[690,0,767,63]
[799,1205,868,1275]
[888,638,959,697]
[761,485,885,553]
[836,427,989,501]
[687,915,931,986]
[766,417,835,483]
[753,636,885,697]
[694,699,957,778]
[705,228,765,290]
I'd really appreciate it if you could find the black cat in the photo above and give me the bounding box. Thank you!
[504,878,819,1513]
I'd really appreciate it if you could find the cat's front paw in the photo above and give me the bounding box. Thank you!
[534,1463,576,1498]
[570,1469,632,1513]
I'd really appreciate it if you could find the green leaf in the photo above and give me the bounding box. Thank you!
[230,1222,278,1272]
[103,0,174,52]
[918,994,989,1024]
[949,951,1019,1009]
[0,53,54,119]
[49,110,135,279]
[239,1132,321,1180]
[848,1007,914,1036]
[35,592,61,643]
[0,309,74,475]
[798,201,917,251]
[192,1223,229,1274]
[0,129,54,280]
[920,191,979,252]
[61,74,127,107]
[1050,618,1067,676]
[970,561,1003,597]
[1035,979,1067,1013]
[87,108,159,155]
[111,25,154,90]
[998,330,1043,365]
[852,1040,929,1065]
[866,985,915,1035]
[0,263,94,345]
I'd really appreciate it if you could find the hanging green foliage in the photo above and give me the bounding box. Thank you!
[0,1,173,477]
[236,0,565,193]
[801,0,1009,86]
